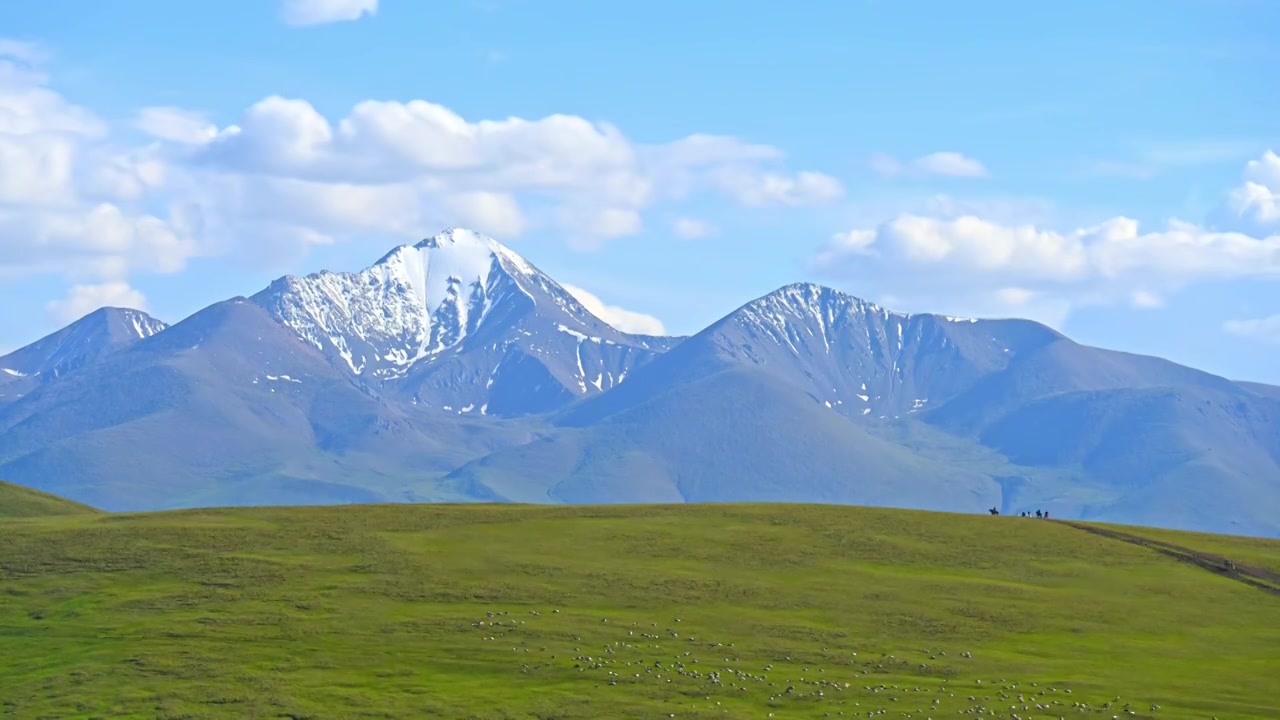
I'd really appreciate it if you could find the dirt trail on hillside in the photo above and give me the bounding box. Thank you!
[1058,521,1280,598]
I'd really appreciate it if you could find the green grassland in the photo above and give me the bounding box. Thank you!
[1093,521,1280,575]
[0,480,100,519]
[1,502,1278,719]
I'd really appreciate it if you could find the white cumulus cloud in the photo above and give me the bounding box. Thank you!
[443,191,526,238]
[165,94,839,245]
[0,35,842,329]
[1214,150,1280,237]
[813,229,876,266]
[816,150,1280,324]
[560,283,666,336]
[0,42,197,292]
[46,282,148,323]
[820,212,1280,286]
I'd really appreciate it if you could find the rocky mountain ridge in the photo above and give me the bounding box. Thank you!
[1,228,1277,538]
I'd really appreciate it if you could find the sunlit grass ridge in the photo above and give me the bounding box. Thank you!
[1,502,1276,718]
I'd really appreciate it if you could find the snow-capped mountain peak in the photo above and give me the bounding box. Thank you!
[380,231,504,317]
[737,282,896,326]
[250,227,678,415]
[415,226,534,270]
[729,284,994,346]
[372,228,540,317]
[0,307,169,384]
[256,229,540,377]
[681,282,1062,419]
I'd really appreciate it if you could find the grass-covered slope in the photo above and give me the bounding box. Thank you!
[0,504,1277,719]
[0,479,99,518]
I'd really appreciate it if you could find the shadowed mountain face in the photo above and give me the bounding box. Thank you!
[443,366,1000,510]
[0,308,168,405]
[0,299,535,511]
[534,282,1280,537]
[0,229,1277,537]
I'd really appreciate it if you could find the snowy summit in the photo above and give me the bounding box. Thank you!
[251,228,679,415]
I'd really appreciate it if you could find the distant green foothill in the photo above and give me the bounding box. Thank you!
[0,479,100,518]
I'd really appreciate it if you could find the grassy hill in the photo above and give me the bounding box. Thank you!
[0,503,1277,719]
[0,479,100,518]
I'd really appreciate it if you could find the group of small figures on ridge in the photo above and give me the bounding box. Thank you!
[985,507,1050,518]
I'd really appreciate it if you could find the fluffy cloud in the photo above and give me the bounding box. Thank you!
[280,0,378,26]
[1244,150,1280,188]
[46,282,148,323]
[813,229,876,267]
[145,94,839,247]
[816,150,1280,323]
[443,191,526,238]
[820,212,1280,285]
[869,151,989,179]
[0,46,105,208]
[0,202,196,280]
[560,283,666,336]
[0,43,197,293]
[181,96,839,213]
[0,132,77,205]
[1214,150,1280,236]
[1,36,838,326]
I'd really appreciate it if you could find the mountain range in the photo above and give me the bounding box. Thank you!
[2,228,1277,538]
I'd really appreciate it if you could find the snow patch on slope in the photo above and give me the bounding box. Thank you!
[255,228,544,377]
[124,310,168,339]
[733,283,910,339]
[266,374,302,383]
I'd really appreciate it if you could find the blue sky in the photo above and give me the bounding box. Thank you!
[2,0,1279,380]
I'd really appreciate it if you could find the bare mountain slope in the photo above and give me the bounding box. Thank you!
[921,337,1243,434]
[445,366,1000,510]
[1,230,1278,537]
[0,298,532,510]
[542,282,1280,536]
